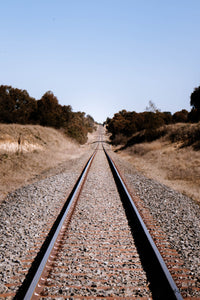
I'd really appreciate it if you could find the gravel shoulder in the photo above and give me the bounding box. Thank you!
[0,129,199,298]
[0,151,92,296]
[37,147,152,298]
[109,150,200,294]
[0,124,97,202]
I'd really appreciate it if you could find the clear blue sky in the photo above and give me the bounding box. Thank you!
[1,0,200,123]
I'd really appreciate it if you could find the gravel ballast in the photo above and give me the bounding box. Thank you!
[0,152,92,297]
[110,151,200,297]
[37,148,152,298]
[0,143,199,298]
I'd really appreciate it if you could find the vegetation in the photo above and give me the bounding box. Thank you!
[0,85,96,143]
[190,86,200,110]
[105,109,171,145]
[0,123,92,201]
[105,85,200,148]
[168,123,200,150]
[119,123,200,203]
[188,86,200,123]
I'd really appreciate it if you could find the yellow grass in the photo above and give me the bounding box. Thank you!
[0,124,96,201]
[118,139,200,203]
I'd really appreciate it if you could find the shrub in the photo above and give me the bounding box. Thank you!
[168,123,200,150]
[172,110,188,123]
[0,85,96,144]
[121,128,167,150]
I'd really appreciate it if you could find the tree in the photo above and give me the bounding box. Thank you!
[172,110,188,123]
[62,105,72,125]
[0,85,37,124]
[0,85,15,123]
[0,85,96,143]
[190,86,200,110]
[37,91,63,128]
[67,111,89,144]
[145,100,160,113]
[140,111,165,130]
[189,86,200,122]
[162,112,172,125]
[85,115,95,132]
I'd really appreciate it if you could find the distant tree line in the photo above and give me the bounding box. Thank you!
[0,85,95,144]
[105,85,200,144]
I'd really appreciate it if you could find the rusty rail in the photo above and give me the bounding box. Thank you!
[103,145,183,300]
[14,150,97,300]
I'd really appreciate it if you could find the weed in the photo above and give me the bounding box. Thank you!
[0,153,8,161]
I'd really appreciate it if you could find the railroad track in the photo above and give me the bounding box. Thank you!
[11,139,186,300]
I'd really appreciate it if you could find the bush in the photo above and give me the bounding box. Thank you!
[188,108,200,123]
[0,85,96,144]
[112,134,128,146]
[121,128,167,150]
[172,110,188,123]
[169,123,200,150]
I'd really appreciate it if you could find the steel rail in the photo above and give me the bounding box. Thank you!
[15,150,97,300]
[103,145,183,300]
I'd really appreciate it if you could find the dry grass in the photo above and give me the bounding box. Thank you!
[0,124,96,202]
[117,124,200,203]
[165,122,200,150]
[127,141,163,156]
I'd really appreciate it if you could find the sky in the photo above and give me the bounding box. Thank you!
[1,0,200,123]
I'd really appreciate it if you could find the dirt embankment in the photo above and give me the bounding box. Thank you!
[1,123,199,205]
[0,124,97,202]
[116,125,200,204]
